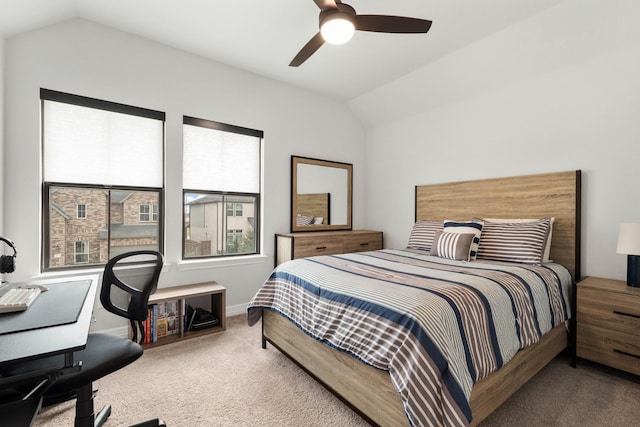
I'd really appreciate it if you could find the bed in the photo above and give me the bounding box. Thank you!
[248,170,581,426]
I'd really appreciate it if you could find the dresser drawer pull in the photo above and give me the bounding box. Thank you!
[613,310,640,319]
[613,349,640,359]
[360,242,369,247]
[315,246,327,251]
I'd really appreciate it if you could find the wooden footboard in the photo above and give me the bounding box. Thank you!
[262,309,568,426]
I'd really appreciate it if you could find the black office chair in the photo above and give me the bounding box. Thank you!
[4,250,165,427]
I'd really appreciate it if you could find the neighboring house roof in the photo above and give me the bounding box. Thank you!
[110,191,133,204]
[51,202,71,220]
[187,195,249,205]
[187,195,222,205]
[99,223,157,239]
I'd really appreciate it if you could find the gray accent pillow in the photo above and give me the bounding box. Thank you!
[430,231,476,261]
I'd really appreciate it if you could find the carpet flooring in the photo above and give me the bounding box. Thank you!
[34,315,640,426]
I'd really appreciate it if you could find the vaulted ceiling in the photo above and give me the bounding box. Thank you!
[0,0,564,100]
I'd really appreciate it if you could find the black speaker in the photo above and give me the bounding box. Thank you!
[0,237,17,274]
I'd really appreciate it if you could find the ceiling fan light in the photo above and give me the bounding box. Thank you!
[320,16,355,45]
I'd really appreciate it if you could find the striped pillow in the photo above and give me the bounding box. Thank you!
[476,218,552,264]
[480,217,555,262]
[296,215,313,226]
[443,220,484,260]
[407,220,443,251]
[430,231,476,261]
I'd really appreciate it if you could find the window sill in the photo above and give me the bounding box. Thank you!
[177,254,268,271]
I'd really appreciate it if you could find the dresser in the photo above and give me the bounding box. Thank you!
[275,230,383,266]
[576,276,640,375]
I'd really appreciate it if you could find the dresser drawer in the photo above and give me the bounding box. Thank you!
[275,230,384,266]
[577,323,640,376]
[293,235,344,258]
[577,287,640,336]
[342,232,383,253]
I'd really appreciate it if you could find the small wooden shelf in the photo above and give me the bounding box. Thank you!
[141,281,226,348]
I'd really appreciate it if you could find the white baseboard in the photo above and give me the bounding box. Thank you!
[226,302,247,317]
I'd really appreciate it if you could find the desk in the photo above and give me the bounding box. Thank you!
[0,275,98,426]
[0,275,99,366]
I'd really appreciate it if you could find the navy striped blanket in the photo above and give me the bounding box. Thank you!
[247,249,572,426]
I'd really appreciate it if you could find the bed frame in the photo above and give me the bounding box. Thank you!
[261,170,582,426]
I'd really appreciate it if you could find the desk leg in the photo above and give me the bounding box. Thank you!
[64,351,74,368]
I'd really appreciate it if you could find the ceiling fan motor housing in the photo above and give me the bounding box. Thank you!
[319,3,356,29]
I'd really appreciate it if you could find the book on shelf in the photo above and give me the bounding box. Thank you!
[165,300,180,336]
[145,307,151,344]
[140,300,182,343]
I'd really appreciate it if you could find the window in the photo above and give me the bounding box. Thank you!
[74,241,89,264]
[140,204,150,222]
[225,202,243,217]
[41,89,165,270]
[139,204,158,222]
[182,116,262,258]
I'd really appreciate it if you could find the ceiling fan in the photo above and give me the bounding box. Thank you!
[290,0,432,67]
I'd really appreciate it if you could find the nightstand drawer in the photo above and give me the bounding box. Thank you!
[577,323,640,376]
[577,287,640,336]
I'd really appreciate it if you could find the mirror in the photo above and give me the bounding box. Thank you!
[291,156,352,232]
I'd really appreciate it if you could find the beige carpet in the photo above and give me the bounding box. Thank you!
[35,315,640,426]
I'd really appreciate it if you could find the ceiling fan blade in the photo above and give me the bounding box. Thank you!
[313,0,338,11]
[289,32,325,67]
[355,15,432,33]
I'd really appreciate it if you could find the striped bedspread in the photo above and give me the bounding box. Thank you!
[247,249,572,426]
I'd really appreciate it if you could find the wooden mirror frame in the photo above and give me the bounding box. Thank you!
[291,156,353,232]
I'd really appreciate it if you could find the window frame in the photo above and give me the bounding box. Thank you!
[41,89,165,271]
[74,240,89,264]
[183,190,259,258]
[181,115,262,260]
[43,182,164,271]
[77,203,86,219]
[139,204,151,222]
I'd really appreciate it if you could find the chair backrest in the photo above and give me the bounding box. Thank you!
[100,250,164,322]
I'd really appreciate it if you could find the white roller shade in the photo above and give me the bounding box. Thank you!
[43,101,164,187]
[183,124,260,193]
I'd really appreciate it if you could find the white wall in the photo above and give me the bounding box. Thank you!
[354,0,640,281]
[4,19,366,330]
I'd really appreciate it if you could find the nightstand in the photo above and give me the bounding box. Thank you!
[576,276,640,375]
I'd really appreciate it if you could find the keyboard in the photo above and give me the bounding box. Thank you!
[0,287,42,313]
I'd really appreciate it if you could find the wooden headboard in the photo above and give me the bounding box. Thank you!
[415,170,581,281]
[297,193,330,223]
